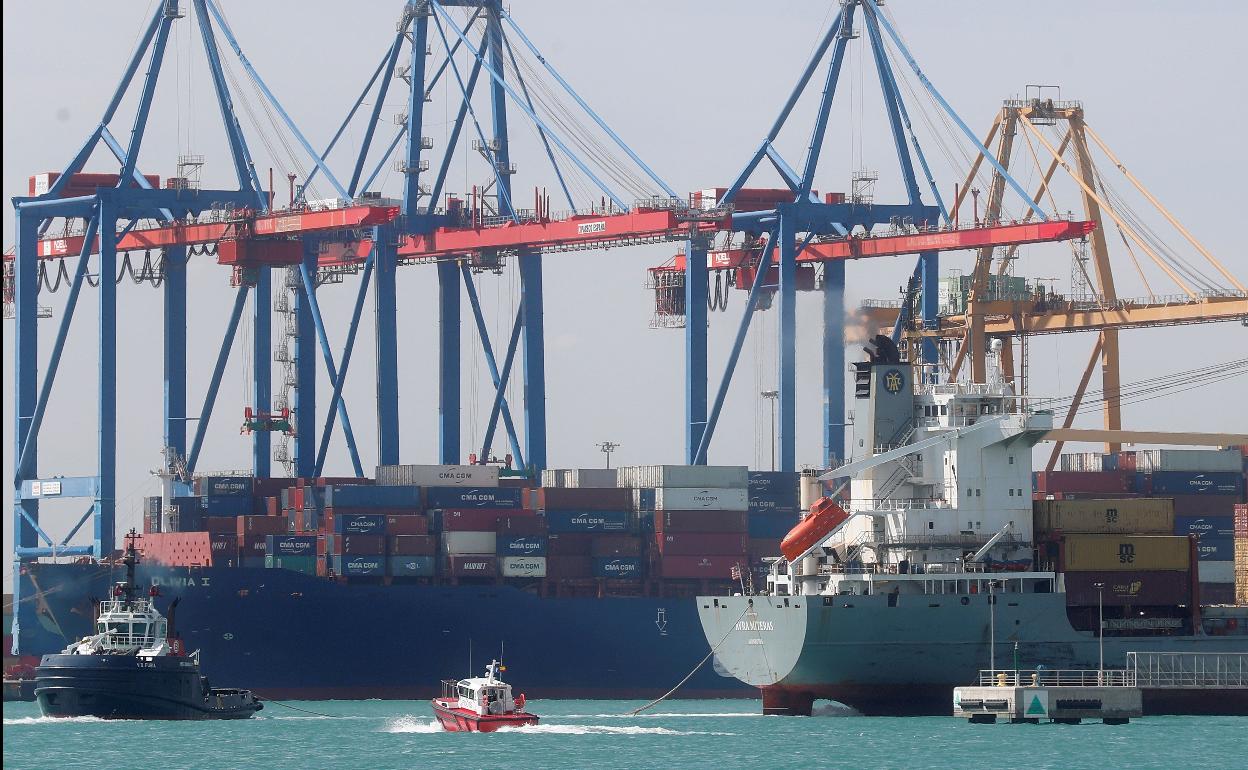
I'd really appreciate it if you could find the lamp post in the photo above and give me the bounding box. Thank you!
[597,441,620,469]
[1094,581,1105,684]
[988,580,999,676]
[761,390,779,471]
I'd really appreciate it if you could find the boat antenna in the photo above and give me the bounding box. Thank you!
[120,528,141,609]
[468,638,473,678]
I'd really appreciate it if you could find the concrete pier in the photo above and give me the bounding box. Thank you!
[954,670,1142,725]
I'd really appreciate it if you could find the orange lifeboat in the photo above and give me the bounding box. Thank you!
[780,498,850,562]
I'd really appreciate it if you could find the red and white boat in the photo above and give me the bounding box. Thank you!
[431,660,539,732]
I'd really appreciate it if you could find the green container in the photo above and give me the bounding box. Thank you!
[264,554,319,574]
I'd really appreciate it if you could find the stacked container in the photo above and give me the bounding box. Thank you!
[746,472,801,575]
[532,486,634,580]
[1059,534,1193,607]
[265,535,317,574]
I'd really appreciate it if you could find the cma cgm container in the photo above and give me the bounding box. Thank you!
[654,510,747,534]
[747,471,801,496]
[544,510,630,533]
[1142,471,1243,497]
[331,555,384,576]
[265,535,317,558]
[1174,516,1237,540]
[1194,538,1235,561]
[323,485,422,509]
[1063,571,1192,606]
[593,557,643,579]
[327,512,388,535]
[1033,498,1174,536]
[497,535,547,557]
[748,512,800,540]
[425,486,523,510]
[196,476,253,497]
[654,488,749,511]
[376,463,499,487]
[500,556,547,578]
[1062,535,1191,572]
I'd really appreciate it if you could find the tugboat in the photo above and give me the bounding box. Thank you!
[431,660,539,732]
[34,530,262,720]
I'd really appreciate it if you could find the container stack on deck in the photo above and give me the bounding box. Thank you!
[1036,447,1246,605]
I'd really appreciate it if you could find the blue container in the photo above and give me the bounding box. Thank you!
[424,486,523,510]
[331,555,385,576]
[747,490,799,514]
[1148,471,1243,496]
[593,557,643,579]
[1175,515,1236,540]
[197,475,253,497]
[324,484,422,509]
[748,511,800,539]
[200,494,252,517]
[747,471,800,496]
[544,510,630,533]
[498,535,547,557]
[265,535,318,557]
[331,513,387,535]
[1194,537,1234,561]
[240,557,267,570]
[634,488,656,512]
[1101,454,1120,472]
[387,555,436,577]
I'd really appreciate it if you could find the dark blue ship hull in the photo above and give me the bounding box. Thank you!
[15,562,749,700]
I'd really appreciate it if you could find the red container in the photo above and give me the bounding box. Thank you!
[1171,495,1241,517]
[656,554,742,579]
[239,534,269,557]
[204,516,238,535]
[385,515,429,535]
[547,533,593,555]
[439,508,514,532]
[333,534,386,556]
[530,487,632,511]
[388,534,436,556]
[1033,471,1131,495]
[1063,571,1191,607]
[497,514,547,535]
[545,555,593,579]
[445,554,498,578]
[654,510,748,534]
[1117,452,1138,473]
[253,477,299,499]
[264,497,280,517]
[748,538,783,559]
[310,477,373,487]
[237,515,288,537]
[658,533,748,556]
[590,534,642,558]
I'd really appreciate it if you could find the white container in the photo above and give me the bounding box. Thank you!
[1147,449,1242,473]
[376,464,499,487]
[442,531,497,555]
[617,465,748,489]
[565,469,618,488]
[500,556,547,578]
[653,487,749,511]
[1200,561,1234,583]
[540,470,565,488]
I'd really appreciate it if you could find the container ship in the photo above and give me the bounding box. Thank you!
[698,351,1248,715]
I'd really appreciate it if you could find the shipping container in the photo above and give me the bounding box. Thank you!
[748,511,799,540]
[1032,471,1132,495]
[442,531,497,555]
[239,557,266,570]
[530,487,633,511]
[376,464,499,487]
[1059,452,1109,473]
[444,554,498,578]
[330,534,386,556]
[1195,538,1235,561]
[1144,471,1243,496]
[654,510,748,534]
[1062,571,1192,606]
[1201,561,1234,583]
[1033,498,1174,535]
[1199,582,1236,605]
[388,534,436,556]
[747,471,801,496]
[1062,534,1191,572]
[496,514,547,535]
[546,533,593,555]
[658,533,748,556]
[209,534,238,566]
[544,510,630,533]
[544,555,593,579]
[384,514,429,535]
[200,494,252,517]
[425,486,523,510]
[747,496,799,514]
[589,534,642,558]
[616,465,748,489]
[145,496,162,515]
[654,487,749,511]
[328,512,387,535]
[656,554,743,579]
[237,515,288,537]
[748,538,784,559]
[1170,495,1242,517]
[1174,515,1237,540]
[593,557,643,579]
[436,508,513,532]
[632,488,657,512]
[1135,449,1243,473]
[264,554,318,574]
[500,556,547,578]
[387,555,436,577]
[330,555,385,576]
[323,484,422,509]
[195,475,253,497]
[265,535,317,557]
[541,469,619,488]
[497,535,547,557]
[540,469,564,488]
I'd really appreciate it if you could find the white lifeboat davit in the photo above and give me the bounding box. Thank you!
[780,498,850,562]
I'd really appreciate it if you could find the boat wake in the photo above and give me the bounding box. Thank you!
[497,724,736,736]
[565,712,760,719]
[4,715,109,726]
[382,715,445,733]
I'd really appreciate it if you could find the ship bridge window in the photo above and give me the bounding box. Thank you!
[1009,488,1014,496]
[941,405,947,416]
[928,521,934,530]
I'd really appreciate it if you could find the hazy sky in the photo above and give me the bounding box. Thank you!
[4,1,1247,589]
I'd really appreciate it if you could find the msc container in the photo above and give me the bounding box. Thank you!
[544,555,593,579]
[387,555,436,577]
[264,554,318,574]
[265,535,317,557]
[1171,495,1242,517]
[1145,471,1244,496]
[328,512,387,535]
[497,514,547,535]
[195,475,253,497]
[544,510,630,533]
[1201,561,1234,583]
[442,531,497,555]
[1062,571,1192,606]
[1062,534,1191,572]
[589,534,641,558]
[546,533,593,555]
[497,535,547,557]
[376,463,499,487]
[748,511,800,540]
[655,510,748,534]
[656,554,741,579]
[1135,449,1243,473]
[330,534,386,556]
[331,555,385,576]
[444,554,498,578]
[1032,471,1132,495]
[654,487,749,511]
[425,486,523,510]
[658,533,748,556]
[324,485,422,509]
[593,557,643,579]
[200,495,252,517]
[500,556,547,578]
[1195,538,1235,561]
[530,487,632,511]
[1033,498,1174,535]
[436,508,514,532]
[1174,515,1237,540]
[617,465,748,489]
[387,534,436,556]
[384,514,429,535]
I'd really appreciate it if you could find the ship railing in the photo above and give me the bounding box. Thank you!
[976,669,1137,687]
[1126,652,1248,689]
[100,631,159,649]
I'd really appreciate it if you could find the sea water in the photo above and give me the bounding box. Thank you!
[4,699,1244,769]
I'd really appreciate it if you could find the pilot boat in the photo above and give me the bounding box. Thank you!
[431,660,539,732]
[34,530,263,720]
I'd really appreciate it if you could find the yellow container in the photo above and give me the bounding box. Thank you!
[1034,498,1174,535]
[1063,534,1191,572]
